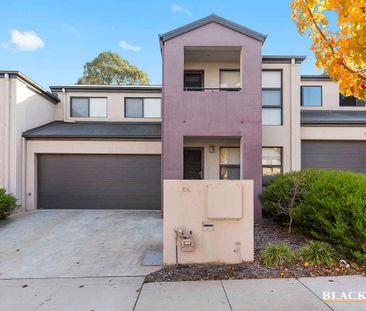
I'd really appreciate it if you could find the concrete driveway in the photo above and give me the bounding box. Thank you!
[0,210,163,278]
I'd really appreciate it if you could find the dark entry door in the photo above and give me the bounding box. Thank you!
[184,149,203,179]
[37,154,161,210]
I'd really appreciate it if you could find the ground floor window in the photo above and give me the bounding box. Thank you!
[262,147,282,183]
[220,147,240,180]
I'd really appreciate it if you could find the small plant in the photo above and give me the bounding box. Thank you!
[260,243,295,267]
[298,241,336,266]
[0,188,19,220]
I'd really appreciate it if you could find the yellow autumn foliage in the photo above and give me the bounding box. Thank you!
[291,0,366,99]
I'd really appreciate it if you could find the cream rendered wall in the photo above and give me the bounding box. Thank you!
[302,126,366,140]
[184,62,240,88]
[184,137,240,179]
[300,80,366,141]
[25,139,161,211]
[262,61,302,173]
[0,75,58,208]
[300,80,339,110]
[300,80,366,111]
[164,180,254,264]
[0,78,6,189]
[13,79,57,206]
[0,77,17,197]
[53,91,162,122]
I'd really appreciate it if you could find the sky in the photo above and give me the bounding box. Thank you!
[0,0,322,90]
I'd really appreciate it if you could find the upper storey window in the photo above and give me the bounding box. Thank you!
[220,70,240,90]
[262,70,282,125]
[71,97,107,118]
[184,71,204,91]
[339,94,366,107]
[124,98,161,118]
[301,86,322,107]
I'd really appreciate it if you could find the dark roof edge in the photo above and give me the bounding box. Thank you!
[24,135,162,139]
[159,14,267,43]
[301,110,366,125]
[262,55,306,64]
[22,121,162,138]
[301,121,366,127]
[22,121,62,137]
[301,75,332,81]
[50,85,162,92]
[0,71,60,103]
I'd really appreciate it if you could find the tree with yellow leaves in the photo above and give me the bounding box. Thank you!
[291,0,366,99]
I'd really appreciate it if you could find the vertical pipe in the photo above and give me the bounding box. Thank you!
[62,88,67,121]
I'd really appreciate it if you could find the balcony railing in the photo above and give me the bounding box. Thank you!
[183,87,242,92]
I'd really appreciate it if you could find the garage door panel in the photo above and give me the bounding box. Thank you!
[39,168,161,182]
[38,154,161,210]
[302,141,366,174]
[40,182,160,196]
[39,195,160,210]
[39,155,159,168]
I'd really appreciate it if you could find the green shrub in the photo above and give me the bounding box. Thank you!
[259,170,315,233]
[298,241,337,266]
[0,188,18,220]
[260,169,366,263]
[294,170,366,263]
[260,243,295,267]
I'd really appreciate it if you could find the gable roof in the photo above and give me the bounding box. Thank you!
[159,14,267,44]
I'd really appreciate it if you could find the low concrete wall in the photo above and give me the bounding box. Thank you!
[163,180,254,265]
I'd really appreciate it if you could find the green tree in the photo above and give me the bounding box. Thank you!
[77,51,149,85]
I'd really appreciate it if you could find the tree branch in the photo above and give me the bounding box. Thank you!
[307,6,366,80]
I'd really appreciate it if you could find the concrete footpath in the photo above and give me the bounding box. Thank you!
[0,275,364,311]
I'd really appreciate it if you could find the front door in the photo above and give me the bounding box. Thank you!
[184,148,203,179]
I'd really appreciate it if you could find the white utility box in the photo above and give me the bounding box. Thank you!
[207,182,242,219]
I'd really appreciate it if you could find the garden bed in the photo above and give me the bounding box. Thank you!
[145,219,365,283]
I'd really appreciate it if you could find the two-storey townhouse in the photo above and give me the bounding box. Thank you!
[1,14,365,219]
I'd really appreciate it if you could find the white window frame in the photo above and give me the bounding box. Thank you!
[70,97,107,118]
[262,70,282,126]
[124,97,161,118]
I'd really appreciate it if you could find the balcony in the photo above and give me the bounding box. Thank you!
[184,47,242,92]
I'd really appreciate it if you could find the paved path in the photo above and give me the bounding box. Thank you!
[0,275,364,310]
[135,275,366,311]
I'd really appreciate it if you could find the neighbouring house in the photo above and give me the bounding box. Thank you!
[1,14,366,221]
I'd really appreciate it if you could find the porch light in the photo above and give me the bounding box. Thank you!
[209,145,215,153]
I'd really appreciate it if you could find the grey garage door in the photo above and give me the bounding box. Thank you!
[37,154,161,209]
[302,141,366,173]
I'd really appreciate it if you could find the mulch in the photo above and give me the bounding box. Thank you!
[145,218,366,283]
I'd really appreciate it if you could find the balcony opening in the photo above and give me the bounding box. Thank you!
[184,47,242,91]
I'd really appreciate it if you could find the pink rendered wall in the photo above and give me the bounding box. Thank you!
[162,22,263,218]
